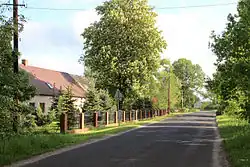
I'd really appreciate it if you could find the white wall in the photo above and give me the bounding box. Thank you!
[28,95,85,113]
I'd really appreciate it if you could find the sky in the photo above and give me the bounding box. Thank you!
[2,0,238,77]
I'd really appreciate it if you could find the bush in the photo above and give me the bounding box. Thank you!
[189,108,200,112]
[179,108,189,113]
[34,106,55,127]
[224,99,245,116]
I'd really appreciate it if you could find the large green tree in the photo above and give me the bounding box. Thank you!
[172,58,205,108]
[209,0,250,117]
[81,0,167,107]
[0,12,36,134]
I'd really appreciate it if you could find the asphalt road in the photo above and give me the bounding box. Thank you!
[23,111,223,167]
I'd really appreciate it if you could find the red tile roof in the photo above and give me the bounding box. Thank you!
[20,64,86,98]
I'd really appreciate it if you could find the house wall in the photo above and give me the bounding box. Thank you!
[28,95,85,113]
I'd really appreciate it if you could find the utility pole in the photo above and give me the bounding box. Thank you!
[167,74,171,113]
[13,0,19,74]
[3,0,25,132]
[3,0,25,73]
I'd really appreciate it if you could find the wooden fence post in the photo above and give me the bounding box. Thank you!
[93,112,98,128]
[80,113,84,129]
[60,113,67,133]
[105,112,109,125]
[148,111,151,118]
[123,111,126,122]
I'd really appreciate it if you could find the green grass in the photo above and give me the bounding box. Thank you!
[0,113,177,166]
[217,114,250,167]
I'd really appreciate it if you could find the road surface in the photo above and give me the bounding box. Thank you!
[22,111,225,167]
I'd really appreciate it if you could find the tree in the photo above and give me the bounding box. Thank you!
[0,12,36,134]
[99,89,115,112]
[132,58,181,111]
[209,0,250,117]
[60,86,79,129]
[81,0,167,108]
[172,58,205,108]
[50,89,63,119]
[34,106,55,127]
[83,79,101,112]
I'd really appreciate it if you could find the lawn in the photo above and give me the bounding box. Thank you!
[217,114,250,167]
[0,113,180,166]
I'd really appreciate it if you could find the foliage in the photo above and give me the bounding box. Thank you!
[83,78,116,114]
[50,89,63,119]
[0,13,36,134]
[0,97,14,140]
[217,114,250,167]
[61,86,79,129]
[83,79,101,112]
[99,89,115,112]
[179,108,189,113]
[201,101,218,110]
[34,106,55,127]
[131,59,182,111]
[209,0,250,117]
[172,58,205,108]
[81,0,167,106]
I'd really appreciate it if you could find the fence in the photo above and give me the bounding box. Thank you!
[60,109,169,134]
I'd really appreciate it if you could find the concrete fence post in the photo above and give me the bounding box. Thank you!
[129,111,132,121]
[135,110,138,121]
[80,113,84,129]
[105,112,109,125]
[60,113,67,133]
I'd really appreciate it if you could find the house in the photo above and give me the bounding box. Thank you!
[20,59,88,113]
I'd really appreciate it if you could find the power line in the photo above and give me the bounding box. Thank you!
[20,2,237,12]
[156,2,237,10]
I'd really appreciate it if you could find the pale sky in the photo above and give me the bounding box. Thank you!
[3,0,238,77]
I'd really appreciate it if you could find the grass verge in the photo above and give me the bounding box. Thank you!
[217,114,250,167]
[0,113,179,166]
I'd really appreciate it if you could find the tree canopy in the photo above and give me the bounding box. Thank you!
[172,58,205,108]
[208,0,250,117]
[81,0,167,102]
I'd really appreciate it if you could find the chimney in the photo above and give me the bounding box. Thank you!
[22,59,28,66]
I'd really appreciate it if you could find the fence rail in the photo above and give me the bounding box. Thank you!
[60,109,169,133]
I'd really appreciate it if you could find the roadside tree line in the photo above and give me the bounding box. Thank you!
[0,0,206,139]
[81,0,205,114]
[207,0,250,118]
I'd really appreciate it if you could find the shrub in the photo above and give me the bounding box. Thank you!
[34,106,55,127]
[179,108,189,113]
[224,99,245,116]
[189,108,200,112]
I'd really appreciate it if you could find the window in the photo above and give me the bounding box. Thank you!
[39,103,45,113]
[29,103,35,108]
[46,82,54,89]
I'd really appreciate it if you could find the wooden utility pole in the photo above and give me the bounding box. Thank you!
[167,75,171,113]
[3,1,25,73]
[13,0,19,73]
[3,0,25,132]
